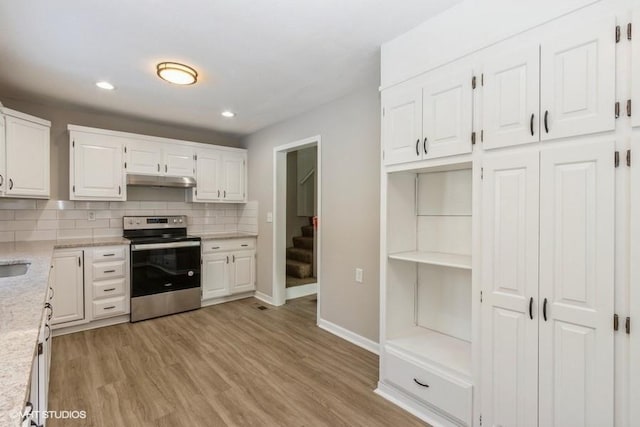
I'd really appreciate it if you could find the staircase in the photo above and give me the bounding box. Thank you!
[286,224,315,285]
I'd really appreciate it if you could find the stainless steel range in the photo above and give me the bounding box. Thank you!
[124,215,201,322]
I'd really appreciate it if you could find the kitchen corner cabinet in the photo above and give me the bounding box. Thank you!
[191,148,247,203]
[69,129,126,201]
[0,108,50,198]
[201,238,256,300]
[51,250,85,325]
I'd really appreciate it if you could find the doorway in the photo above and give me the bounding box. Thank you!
[273,136,321,314]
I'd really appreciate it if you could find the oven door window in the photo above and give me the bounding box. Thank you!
[131,246,201,297]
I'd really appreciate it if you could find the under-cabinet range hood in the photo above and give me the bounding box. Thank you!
[126,174,196,188]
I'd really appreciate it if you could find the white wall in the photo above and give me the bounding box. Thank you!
[243,84,381,342]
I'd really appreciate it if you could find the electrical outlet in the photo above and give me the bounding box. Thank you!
[355,268,363,283]
[88,211,96,221]
[266,212,273,223]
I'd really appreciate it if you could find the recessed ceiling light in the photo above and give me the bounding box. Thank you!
[221,110,235,118]
[96,81,115,90]
[156,62,198,85]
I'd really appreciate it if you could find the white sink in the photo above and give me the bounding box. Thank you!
[0,262,30,278]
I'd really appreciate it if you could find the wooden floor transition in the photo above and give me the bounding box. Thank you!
[49,296,427,426]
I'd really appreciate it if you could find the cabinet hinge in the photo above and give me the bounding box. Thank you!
[481,129,484,142]
[481,73,484,86]
[616,25,621,43]
[480,291,483,303]
[480,414,482,426]
[72,185,75,193]
[627,150,631,167]
[194,154,197,161]
[628,99,632,117]
[72,140,75,148]
[471,132,476,145]
[481,167,484,179]
[628,23,633,41]
[37,343,43,355]
[615,102,620,119]
[615,151,620,167]
[124,146,127,154]
[124,162,127,169]
[614,314,619,331]
[472,76,477,89]
[626,317,631,334]
[195,189,198,196]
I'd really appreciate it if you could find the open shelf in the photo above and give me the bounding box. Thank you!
[386,326,472,379]
[388,251,471,270]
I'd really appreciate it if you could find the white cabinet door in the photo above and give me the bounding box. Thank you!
[71,132,125,200]
[538,140,615,427]
[193,148,222,201]
[126,139,162,175]
[222,152,246,202]
[422,66,473,159]
[202,252,229,299]
[230,250,255,294]
[382,84,422,165]
[164,143,194,177]
[482,45,540,149]
[51,251,84,325]
[0,116,5,194]
[481,150,540,427]
[632,8,640,128]
[540,17,616,140]
[631,137,640,425]
[5,116,50,198]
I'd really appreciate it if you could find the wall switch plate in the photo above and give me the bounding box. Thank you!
[266,212,273,223]
[355,268,363,283]
[88,211,96,221]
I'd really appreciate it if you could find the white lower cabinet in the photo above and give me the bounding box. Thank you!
[50,250,84,326]
[27,285,53,426]
[202,238,256,301]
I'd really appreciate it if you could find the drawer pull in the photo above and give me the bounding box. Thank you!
[104,288,116,292]
[241,244,248,247]
[102,253,116,257]
[104,269,116,273]
[211,246,220,250]
[104,306,116,310]
[413,378,430,388]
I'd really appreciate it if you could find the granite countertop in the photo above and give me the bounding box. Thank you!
[194,232,258,241]
[0,237,130,426]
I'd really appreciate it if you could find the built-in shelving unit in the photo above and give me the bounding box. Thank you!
[388,251,471,270]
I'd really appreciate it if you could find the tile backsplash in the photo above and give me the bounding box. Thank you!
[0,199,258,242]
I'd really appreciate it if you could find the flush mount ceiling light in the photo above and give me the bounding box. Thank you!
[221,110,236,118]
[96,81,115,90]
[156,62,198,85]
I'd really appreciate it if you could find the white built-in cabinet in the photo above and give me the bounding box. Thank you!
[201,238,256,302]
[633,10,640,129]
[0,108,50,198]
[68,124,247,202]
[50,250,84,325]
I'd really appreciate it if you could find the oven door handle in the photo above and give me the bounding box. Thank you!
[131,241,201,251]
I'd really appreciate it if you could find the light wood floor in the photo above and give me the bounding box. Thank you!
[49,296,427,426]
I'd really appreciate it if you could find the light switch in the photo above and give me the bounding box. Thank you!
[266,212,273,223]
[355,268,363,283]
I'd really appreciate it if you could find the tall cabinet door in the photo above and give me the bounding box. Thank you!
[631,136,640,424]
[422,66,473,159]
[632,8,640,128]
[5,116,50,198]
[51,251,85,325]
[194,148,222,201]
[540,17,616,141]
[222,152,246,201]
[482,45,540,149]
[481,150,540,427]
[71,132,125,200]
[382,84,422,165]
[538,140,615,427]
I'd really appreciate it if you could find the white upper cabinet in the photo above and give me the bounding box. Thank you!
[164,143,195,177]
[422,66,473,159]
[382,84,422,165]
[3,110,50,198]
[482,44,540,149]
[70,130,125,200]
[222,151,246,201]
[538,140,615,427]
[633,8,640,128]
[0,115,6,195]
[126,140,163,175]
[193,147,222,201]
[540,17,616,140]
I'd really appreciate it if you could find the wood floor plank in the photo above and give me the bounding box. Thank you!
[48,296,427,426]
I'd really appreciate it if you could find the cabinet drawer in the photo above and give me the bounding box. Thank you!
[93,296,127,319]
[383,351,472,425]
[202,238,255,253]
[93,278,125,300]
[92,261,125,280]
[94,246,126,261]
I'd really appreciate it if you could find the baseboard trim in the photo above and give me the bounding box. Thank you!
[52,314,130,336]
[286,282,317,300]
[317,318,379,355]
[201,292,254,307]
[253,291,275,306]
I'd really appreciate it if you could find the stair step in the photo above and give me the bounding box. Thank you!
[287,247,313,264]
[293,236,314,250]
[301,225,314,237]
[286,259,313,279]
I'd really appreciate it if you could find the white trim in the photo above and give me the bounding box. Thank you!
[317,318,379,355]
[253,291,275,306]
[201,292,254,307]
[52,314,129,336]
[285,282,317,300]
[1,107,51,126]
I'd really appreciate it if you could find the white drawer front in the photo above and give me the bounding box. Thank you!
[202,238,255,253]
[93,278,125,300]
[93,246,126,261]
[383,351,472,426]
[93,296,127,319]
[93,261,125,281]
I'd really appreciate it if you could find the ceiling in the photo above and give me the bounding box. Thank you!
[0,0,461,135]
